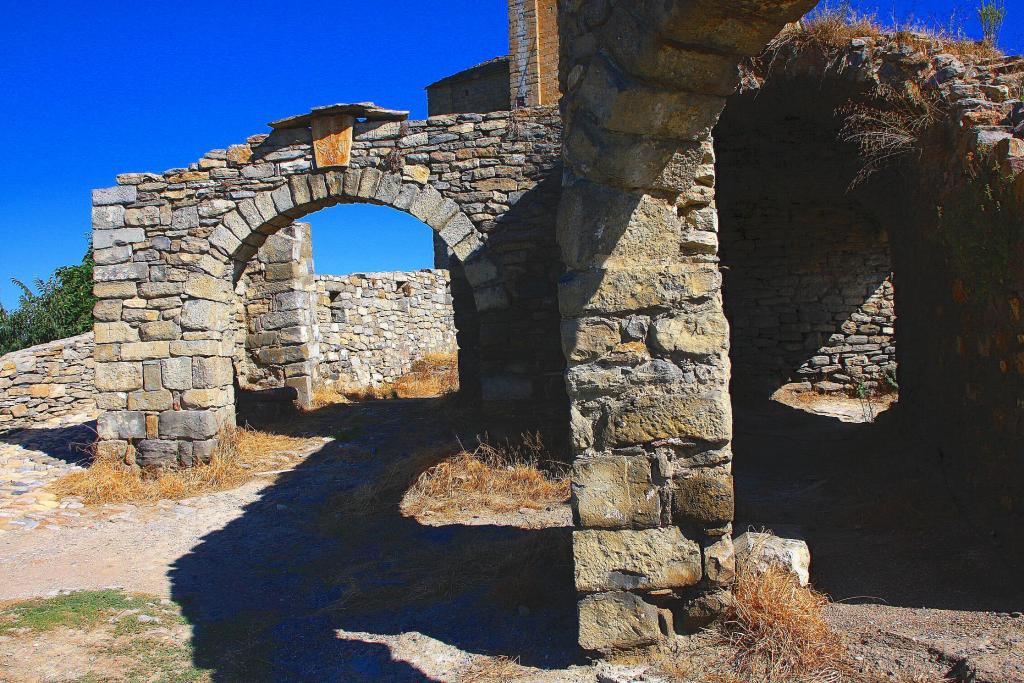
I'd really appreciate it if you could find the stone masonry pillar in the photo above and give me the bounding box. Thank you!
[236,222,321,408]
[92,181,237,468]
[556,0,817,652]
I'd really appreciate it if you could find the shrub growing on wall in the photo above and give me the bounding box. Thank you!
[0,251,96,356]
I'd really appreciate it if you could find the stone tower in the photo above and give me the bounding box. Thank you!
[508,0,560,108]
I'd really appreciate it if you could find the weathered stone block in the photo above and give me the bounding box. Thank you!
[93,185,137,206]
[181,388,229,409]
[161,357,193,390]
[170,340,222,357]
[127,390,174,411]
[558,181,682,269]
[95,362,143,391]
[574,528,702,593]
[671,470,734,527]
[94,282,137,299]
[704,535,736,586]
[93,227,145,249]
[559,265,722,316]
[734,532,811,587]
[125,205,165,227]
[562,318,621,363]
[649,310,729,356]
[578,592,662,652]
[136,440,179,467]
[184,274,232,302]
[140,321,181,341]
[192,357,233,388]
[575,54,726,139]
[94,263,149,282]
[120,342,170,361]
[573,455,660,529]
[171,205,200,231]
[97,411,146,439]
[180,300,231,331]
[95,439,129,461]
[93,299,123,322]
[605,387,732,446]
[158,410,220,440]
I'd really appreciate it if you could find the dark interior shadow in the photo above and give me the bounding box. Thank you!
[716,74,895,399]
[170,398,578,682]
[0,420,96,466]
[732,396,1024,612]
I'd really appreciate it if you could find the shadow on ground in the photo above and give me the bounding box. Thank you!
[170,398,578,682]
[732,396,1024,612]
[0,421,96,466]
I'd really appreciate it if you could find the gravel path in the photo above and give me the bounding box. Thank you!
[1,397,1022,682]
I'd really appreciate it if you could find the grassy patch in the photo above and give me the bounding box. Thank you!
[0,590,139,634]
[771,2,1003,60]
[50,426,315,505]
[393,352,459,398]
[2,591,212,682]
[109,637,209,683]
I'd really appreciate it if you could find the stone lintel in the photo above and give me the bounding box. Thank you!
[269,102,410,130]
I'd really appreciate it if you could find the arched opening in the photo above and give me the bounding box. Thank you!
[220,174,486,425]
[716,76,898,409]
[711,52,1024,607]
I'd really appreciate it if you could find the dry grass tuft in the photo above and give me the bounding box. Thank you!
[50,426,314,505]
[840,84,945,186]
[768,4,882,58]
[459,656,524,682]
[711,566,846,683]
[309,383,352,409]
[401,433,569,516]
[393,352,459,398]
[309,352,459,407]
[768,2,1002,65]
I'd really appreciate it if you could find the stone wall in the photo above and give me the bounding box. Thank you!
[897,166,1024,566]
[716,78,897,397]
[427,57,511,117]
[234,222,321,402]
[90,104,567,467]
[316,270,456,387]
[0,333,97,431]
[729,30,1024,564]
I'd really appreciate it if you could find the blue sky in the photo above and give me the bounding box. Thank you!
[0,1,1020,309]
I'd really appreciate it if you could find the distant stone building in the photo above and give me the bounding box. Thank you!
[426,57,510,117]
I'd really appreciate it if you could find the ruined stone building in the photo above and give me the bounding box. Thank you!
[6,0,1015,653]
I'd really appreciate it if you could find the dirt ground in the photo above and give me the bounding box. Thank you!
[0,394,1021,682]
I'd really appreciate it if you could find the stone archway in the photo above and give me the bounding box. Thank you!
[91,104,568,469]
[556,0,1024,652]
[208,167,505,409]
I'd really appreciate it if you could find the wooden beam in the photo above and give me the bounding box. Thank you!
[312,114,355,169]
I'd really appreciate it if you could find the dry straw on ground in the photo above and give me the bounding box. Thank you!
[309,352,459,408]
[711,565,846,683]
[51,427,314,505]
[401,433,570,516]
